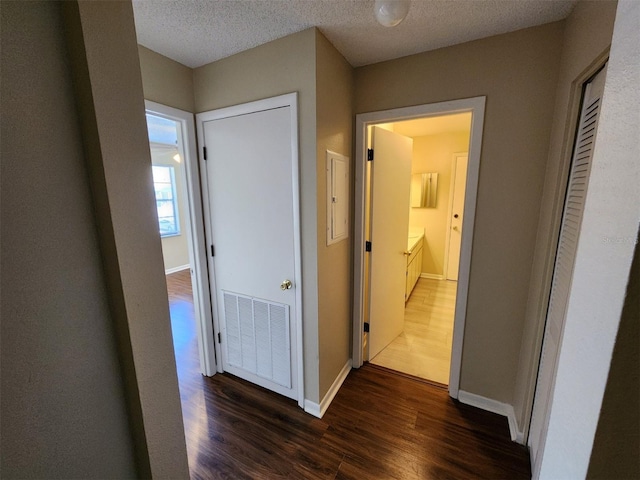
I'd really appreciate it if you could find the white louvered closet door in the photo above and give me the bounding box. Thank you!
[529,65,608,469]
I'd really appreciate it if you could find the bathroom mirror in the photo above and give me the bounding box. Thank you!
[410,172,438,208]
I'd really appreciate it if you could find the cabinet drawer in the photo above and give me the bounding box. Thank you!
[407,237,423,264]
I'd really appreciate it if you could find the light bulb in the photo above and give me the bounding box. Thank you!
[374,0,411,27]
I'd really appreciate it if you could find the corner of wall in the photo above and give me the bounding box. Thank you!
[538,0,639,475]
[458,391,525,444]
[62,2,189,477]
[304,359,352,418]
[138,44,196,113]
[511,0,618,441]
[315,27,355,401]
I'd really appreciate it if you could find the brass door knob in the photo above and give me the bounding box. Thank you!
[280,279,293,291]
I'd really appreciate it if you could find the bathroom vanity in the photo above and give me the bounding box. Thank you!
[405,233,424,302]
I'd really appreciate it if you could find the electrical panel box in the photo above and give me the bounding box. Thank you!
[326,150,349,246]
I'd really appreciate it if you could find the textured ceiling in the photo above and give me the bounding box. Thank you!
[132,0,577,69]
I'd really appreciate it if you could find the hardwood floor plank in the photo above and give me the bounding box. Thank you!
[165,271,530,480]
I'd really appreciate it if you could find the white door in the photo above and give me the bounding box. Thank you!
[529,65,607,472]
[446,155,468,281]
[368,126,413,359]
[200,97,301,402]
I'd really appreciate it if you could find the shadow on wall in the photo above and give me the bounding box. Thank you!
[587,230,640,479]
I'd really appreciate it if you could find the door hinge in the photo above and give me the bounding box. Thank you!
[364,322,370,333]
[203,146,207,160]
[367,149,374,161]
[218,332,221,343]
[210,245,215,257]
[365,241,372,252]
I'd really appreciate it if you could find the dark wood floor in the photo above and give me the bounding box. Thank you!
[166,270,531,479]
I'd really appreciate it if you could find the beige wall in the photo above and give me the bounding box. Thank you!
[537,0,638,475]
[408,132,470,276]
[355,22,564,403]
[1,1,137,477]
[61,2,189,477]
[193,28,323,402]
[138,48,194,273]
[139,45,195,113]
[315,30,354,399]
[4,5,631,476]
[151,148,191,271]
[513,0,617,432]
[138,47,194,272]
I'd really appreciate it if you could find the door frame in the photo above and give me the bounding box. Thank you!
[145,100,217,377]
[196,93,305,408]
[443,152,469,281]
[352,97,485,398]
[522,53,610,448]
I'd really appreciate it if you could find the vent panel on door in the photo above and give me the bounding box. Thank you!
[223,291,291,388]
[223,292,242,367]
[254,301,272,379]
[238,296,256,373]
[270,303,290,388]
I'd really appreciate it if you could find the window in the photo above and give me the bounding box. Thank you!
[146,114,178,145]
[152,165,180,237]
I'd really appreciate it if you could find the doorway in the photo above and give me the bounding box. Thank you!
[365,116,471,385]
[144,101,216,377]
[353,97,486,398]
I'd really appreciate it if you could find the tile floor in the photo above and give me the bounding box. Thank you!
[370,278,457,384]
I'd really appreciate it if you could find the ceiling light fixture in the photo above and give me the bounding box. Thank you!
[374,0,411,27]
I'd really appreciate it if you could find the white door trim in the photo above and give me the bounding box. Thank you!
[353,97,486,399]
[196,93,305,408]
[145,100,216,377]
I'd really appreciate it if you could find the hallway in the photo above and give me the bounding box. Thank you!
[165,271,529,479]
[371,278,456,384]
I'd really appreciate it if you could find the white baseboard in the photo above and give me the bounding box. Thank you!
[507,407,525,444]
[165,264,190,275]
[304,400,322,418]
[420,273,444,280]
[458,390,525,444]
[304,359,352,419]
